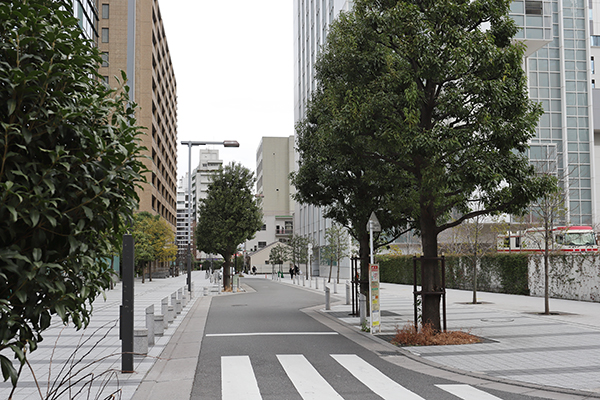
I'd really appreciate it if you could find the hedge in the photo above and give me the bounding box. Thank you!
[377,253,529,295]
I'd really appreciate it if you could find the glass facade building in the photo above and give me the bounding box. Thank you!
[512,0,595,225]
[73,0,99,42]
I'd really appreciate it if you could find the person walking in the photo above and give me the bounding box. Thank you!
[289,265,294,280]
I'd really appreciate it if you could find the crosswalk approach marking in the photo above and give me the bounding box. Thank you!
[277,354,345,400]
[436,384,504,400]
[331,354,426,400]
[221,356,261,400]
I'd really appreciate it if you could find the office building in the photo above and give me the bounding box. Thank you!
[98,0,178,229]
[246,137,296,254]
[512,0,595,225]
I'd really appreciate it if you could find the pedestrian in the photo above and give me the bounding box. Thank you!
[294,264,299,275]
[252,265,257,275]
[289,265,294,279]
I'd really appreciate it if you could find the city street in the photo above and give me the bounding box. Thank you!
[191,278,550,400]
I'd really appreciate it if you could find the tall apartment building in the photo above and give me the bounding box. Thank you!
[246,137,296,254]
[98,0,178,229]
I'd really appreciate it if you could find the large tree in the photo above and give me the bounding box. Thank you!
[195,163,263,289]
[297,0,555,330]
[0,0,146,385]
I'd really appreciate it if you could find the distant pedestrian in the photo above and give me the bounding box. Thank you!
[294,265,299,275]
[289,266,294,279]
[252,265,257,275]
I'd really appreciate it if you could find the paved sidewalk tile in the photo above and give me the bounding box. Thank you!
[0,271,217,400]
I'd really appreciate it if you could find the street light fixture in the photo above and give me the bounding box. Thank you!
[181,140,239,295]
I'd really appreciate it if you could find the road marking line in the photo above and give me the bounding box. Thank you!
[277,354,344,400]
[207,332,338,337]
[222,356,262,400]
[436,384,504,400]
[331,354,426,400]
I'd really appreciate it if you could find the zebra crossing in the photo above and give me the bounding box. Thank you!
[221,354,505,400]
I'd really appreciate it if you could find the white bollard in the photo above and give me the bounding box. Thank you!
[145,305,155,346]
[334,280,337,294]
[315,278,319,290]
[346,281,350,305]
[323,279,327,291]
[325,286,331,310]
[359,294,366,327]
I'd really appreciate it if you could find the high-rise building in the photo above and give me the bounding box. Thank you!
[293,1,354,277]
[246,137,296,254]
[98,0,178,229]
[73,0,99,43]
[513,0,595,225]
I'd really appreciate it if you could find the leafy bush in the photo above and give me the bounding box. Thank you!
[0,0,146,385]
[378,253,529,295]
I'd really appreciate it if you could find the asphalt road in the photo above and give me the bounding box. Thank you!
[190,278,547,400]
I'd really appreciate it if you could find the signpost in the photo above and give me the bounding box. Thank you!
[369,263,381,334]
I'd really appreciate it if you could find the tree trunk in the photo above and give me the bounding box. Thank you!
[421,215,441,331]
[328,260,333,283]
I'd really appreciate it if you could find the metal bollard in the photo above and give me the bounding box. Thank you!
[334,280,337,294]
[302,274,305,286]
[359,294,366,327]
[325,286,331,310]
[315,278,319,290]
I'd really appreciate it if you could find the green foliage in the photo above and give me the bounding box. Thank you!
[0,0,146,385]
[269,244,289,271]
[296,0,555,329]
[378,253,529,295]
[288,234,309,267]
[195,163,263,288]
[131,212,177,276]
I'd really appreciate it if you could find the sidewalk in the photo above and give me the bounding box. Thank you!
[0,270,216,400]
[276,275,600,396]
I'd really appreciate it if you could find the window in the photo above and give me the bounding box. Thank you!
[258,241,266,249]
[102,4,109,19]
[101,28,109,43]
[101,52,109,67]
[102,75,109,84]
[592,56,595,75]
[525,0,543,15]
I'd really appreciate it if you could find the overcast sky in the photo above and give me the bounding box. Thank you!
[159,1,295,181]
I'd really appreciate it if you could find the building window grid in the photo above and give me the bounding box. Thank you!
[524,0,591,224]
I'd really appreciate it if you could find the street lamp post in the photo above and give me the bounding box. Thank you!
[181,140,239,295]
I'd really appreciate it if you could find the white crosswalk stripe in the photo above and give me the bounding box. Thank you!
[436,384,504,400]
[221,356,262,400]
[332,354,426,399]
[220,354,507,400]
[277,354,345,400]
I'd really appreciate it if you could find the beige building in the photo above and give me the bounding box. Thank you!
[246,136,296,253]
[98,0,178,229]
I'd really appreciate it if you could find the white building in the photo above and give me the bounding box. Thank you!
[293,0,354,279]
[246,137,296,254]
